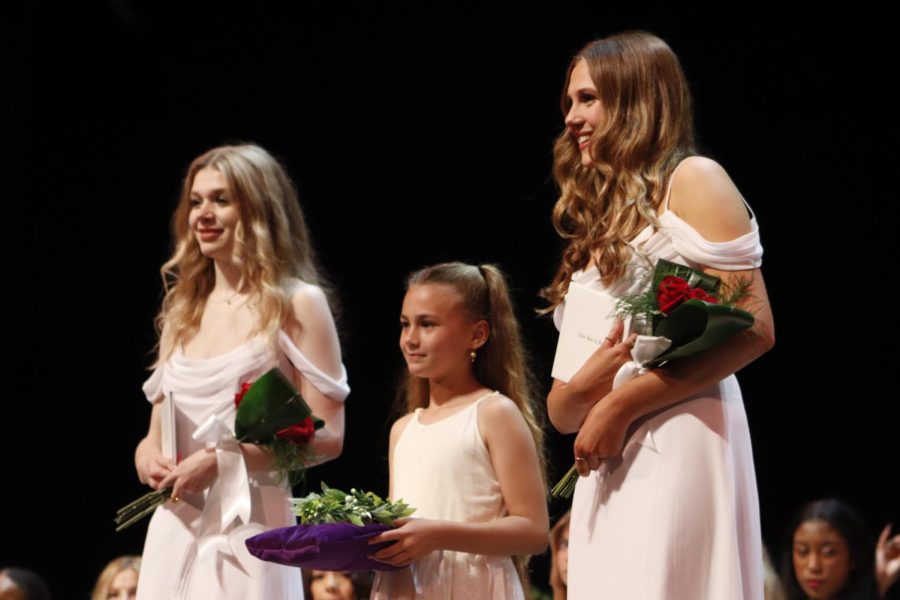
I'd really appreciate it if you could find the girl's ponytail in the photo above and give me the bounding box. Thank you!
[476,264,546,483]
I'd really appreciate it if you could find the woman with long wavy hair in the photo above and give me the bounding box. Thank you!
[133,144,349,599]
[545,32,775,598]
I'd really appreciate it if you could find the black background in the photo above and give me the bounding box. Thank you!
[7,2,896,598]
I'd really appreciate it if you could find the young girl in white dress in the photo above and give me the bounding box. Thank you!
[544,32,776,599]
[133,144,350,600]
[369,262,549,600]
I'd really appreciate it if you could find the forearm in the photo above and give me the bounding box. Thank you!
[606,328,773,426]
[548,378,607,434]
[239,443,275,471]
[240,415,344,472]
[430,515,548,556]
[548,324,635,434]
[306,414,344,466]
[135,434,161,470]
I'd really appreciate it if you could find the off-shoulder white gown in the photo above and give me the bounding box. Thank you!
[136,329,350,600]
[557,169,765,600]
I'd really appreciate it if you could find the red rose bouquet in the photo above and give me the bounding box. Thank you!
[115,367,323,531]
[551,259,755,498]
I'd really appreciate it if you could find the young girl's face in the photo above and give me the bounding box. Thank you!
[792,519,852,600]
[400,284,480,382]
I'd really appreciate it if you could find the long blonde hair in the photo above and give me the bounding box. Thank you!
[91,555,141,600]
[156,144,327,357]
[397,262,547,586]
[544,31,696,305]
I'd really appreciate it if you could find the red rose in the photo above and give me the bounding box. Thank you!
[657,276,691,314]
[657,276,718,313]
[234,382,253,408]
[688,288,718,304]
[276,417,316,445]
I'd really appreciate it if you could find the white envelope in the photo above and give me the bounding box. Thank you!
[551,282,629,382]
[160,391,177,460]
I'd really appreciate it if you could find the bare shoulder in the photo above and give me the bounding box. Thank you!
[477,393,529,436]
[390,413,416,444]
[283,278,342,377]
[286,279,333,325]
[478,392,522,419]
[669,156,752,242]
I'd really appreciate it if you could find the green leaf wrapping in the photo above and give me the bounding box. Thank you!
[652,258,721,294]
[234,368,319,442]
[649,300,754,367]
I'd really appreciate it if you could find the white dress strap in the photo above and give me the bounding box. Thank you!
[277,330,350,401]
[473,390,500,406]
[662,158,693,212]
[663,156,757,220]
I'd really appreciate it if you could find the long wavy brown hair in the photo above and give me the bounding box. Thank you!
[396,262,547,588]
[543,31,697,306]
[156,144,328,358]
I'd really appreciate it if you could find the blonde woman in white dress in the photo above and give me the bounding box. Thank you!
[134,144,350,600]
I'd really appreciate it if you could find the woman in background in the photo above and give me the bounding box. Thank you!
[91,556,140,600]
[782,498,899,600]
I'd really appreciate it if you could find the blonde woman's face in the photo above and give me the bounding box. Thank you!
[564,59,606,167]
[107,568,138,600]
[188,167,241,261]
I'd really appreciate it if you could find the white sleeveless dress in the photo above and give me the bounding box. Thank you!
[136,330,350,600]
[557,177,765,599]
[371,392,525,600]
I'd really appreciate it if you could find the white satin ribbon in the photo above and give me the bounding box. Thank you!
[611,334,672,452]
[612,334,671,388]
[191,413,253,571]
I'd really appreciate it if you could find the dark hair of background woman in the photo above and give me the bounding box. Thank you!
[781,499,878,600]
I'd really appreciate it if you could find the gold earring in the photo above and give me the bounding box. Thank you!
[469,350,477,363]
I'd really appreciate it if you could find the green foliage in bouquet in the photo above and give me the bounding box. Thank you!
[615,259,754,367]
[291,483,415,527]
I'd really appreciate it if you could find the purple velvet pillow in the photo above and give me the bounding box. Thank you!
[245,522,403,571]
